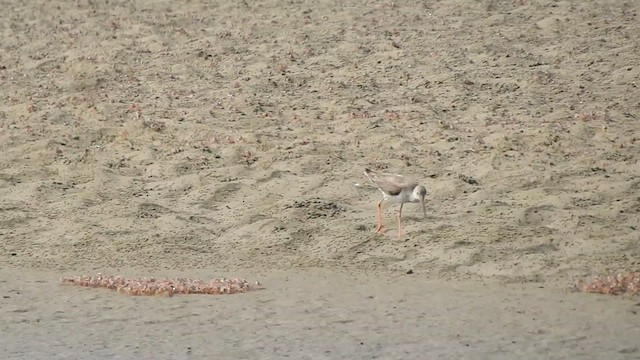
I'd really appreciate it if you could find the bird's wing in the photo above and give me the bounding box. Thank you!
[364,169,416,196]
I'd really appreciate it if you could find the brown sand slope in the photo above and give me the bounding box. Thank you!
[1,1,639,284]
[2,1,640,359]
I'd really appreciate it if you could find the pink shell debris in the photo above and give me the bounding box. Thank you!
[61,273,262,296]
[574,272,640,295]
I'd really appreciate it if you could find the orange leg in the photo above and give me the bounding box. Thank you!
[375,199,384,233]
[396,203,404,239]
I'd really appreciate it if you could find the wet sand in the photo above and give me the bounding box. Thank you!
[1,0,640,358]
[2,268,640,360]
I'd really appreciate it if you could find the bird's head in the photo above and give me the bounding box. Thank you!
[414,185,428,218]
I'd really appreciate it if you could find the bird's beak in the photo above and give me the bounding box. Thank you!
[421,195,427,219]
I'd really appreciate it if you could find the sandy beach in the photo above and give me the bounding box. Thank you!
[1,0,639,358]
[2,268,640,360]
